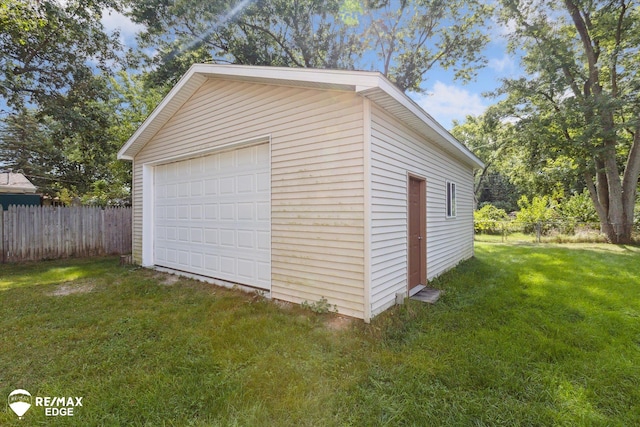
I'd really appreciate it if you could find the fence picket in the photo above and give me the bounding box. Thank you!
[0,206,132,263]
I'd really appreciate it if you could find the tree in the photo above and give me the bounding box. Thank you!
[476,172,522,212]
[496,0,640,243]
[0,0,141,201]
[129,0,363,86]
[96,72,165,204]
[1,75,119,196]
[560,188,598,223]
[0,0,123,112]
[358,0,492,92]
[474,204,509,234]
[515,194,558,233]
[0,110,63,195]
[128,0,492,92]
[0,72,161,202]
[451,107,519,208]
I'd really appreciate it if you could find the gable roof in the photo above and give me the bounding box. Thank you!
[0,171,37,194]
[118,64,484,169]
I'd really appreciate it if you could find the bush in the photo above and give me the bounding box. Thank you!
[514,195,558,233]
[559,189,598,223]
[474,204,509,234]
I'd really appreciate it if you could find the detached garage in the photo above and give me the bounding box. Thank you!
[118,64,483,321]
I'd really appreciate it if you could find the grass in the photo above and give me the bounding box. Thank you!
[1,243,640,426]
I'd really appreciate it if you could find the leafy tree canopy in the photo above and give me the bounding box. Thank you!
[127,0,492,92]
[0,0,123,112]
[492,0,640,243]
[0,0,160,203]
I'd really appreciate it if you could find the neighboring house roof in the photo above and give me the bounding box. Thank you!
[118,64,484,169]
[0,171,37,194]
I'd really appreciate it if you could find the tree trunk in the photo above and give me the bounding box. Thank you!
[621,120,640,242]
[595,157,609,213]
[474,162,491,207]
[585,170,615,241]
[603,141,629,243]
[584,154,640,244]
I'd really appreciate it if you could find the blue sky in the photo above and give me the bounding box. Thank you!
[103,8,522,130]
[407,22,522,129]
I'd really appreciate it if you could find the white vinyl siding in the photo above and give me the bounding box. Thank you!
[132,79,366,318]
[369,105,475,316]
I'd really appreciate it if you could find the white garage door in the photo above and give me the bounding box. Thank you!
[153,143,270,290]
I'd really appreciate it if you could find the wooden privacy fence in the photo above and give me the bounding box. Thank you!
[0,205,132,263]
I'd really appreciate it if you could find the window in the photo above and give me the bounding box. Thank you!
[446,181,456,218]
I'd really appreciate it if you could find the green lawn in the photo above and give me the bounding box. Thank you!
[1,243,639,426]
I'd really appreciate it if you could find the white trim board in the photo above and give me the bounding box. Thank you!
[143,135,271,166]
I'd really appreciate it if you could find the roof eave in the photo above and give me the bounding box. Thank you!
[357,78,484,170]
[0,187,37,194]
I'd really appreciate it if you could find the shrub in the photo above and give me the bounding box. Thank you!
[514,195,558,233]
[474,204,509,234]
[559,189,598,223]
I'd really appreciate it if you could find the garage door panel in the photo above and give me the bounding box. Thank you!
[220,257,236,274]
[190,205,202,220]
[154,143,271,290]
[257,262,270,281]
[237,175,254,193]
[220,177,235,194]
[166,184,177,198]
[204,179,218,195]
[156,236,270,273]
[204,228,218,244]
[237,203,253,220]
[190,228,203,243]
[219,203,235,220]
[191,181,203,196]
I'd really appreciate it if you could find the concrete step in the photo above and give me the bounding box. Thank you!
[410,288,443,304]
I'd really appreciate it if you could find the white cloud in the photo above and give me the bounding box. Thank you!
[489,54,516,73]
[491,17,518,39]
[410,82,489,129]
[101,9,145,45]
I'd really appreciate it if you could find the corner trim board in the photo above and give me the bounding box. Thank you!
[363,98,373,323]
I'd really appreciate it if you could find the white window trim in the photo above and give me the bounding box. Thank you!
[446,181,457,218]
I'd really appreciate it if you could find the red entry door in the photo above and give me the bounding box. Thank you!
[408,176,426,292]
